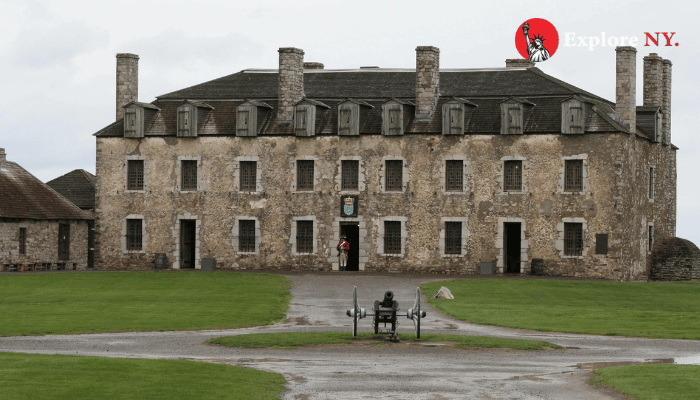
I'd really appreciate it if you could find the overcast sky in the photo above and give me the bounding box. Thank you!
[2,0,698,246]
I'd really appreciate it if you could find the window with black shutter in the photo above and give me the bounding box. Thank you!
[342,160,359,191]
[445,222,462,255]
[564,223,583,256]
[296,221,313,253]
[126,219,142,251]
[595,234,608,255]
[446,160,463,191]
[181,160,198,191]
[297,160,314,190]
[19,227,26,255]
[385,160,403,191]
[384,221,402,254]
[565,160,583,192]
[127,160,144,190]
[240,161,257,192]
[504,160,522,192]
[239,220,256,253]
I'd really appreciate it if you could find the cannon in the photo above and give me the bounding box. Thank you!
[346,286,427,339]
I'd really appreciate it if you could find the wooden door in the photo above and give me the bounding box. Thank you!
[58,223,70,261]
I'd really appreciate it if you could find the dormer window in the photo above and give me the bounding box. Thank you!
[176,100,213,137]
[123,102,160,138]
[442,98,477,135]
[382,99,413,136]
[294,99,330,137]
[338,99,374,136]
[236,100,272,137]
[500,98,534,135]
[561,97,586,134]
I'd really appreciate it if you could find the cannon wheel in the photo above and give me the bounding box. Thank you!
[352,286,359,336]
[413,287,421,339]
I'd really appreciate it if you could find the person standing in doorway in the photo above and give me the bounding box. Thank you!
[337,235,350,271]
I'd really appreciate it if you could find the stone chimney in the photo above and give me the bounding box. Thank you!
[0,148,5,164]
[415,46,440,120]
[303,62,324,70]
[506,59,535,68]
[643,53,663,107]
[615,46,637,133]
[116,53,139,120]
[662,59,672,143]
[278,47,305,123]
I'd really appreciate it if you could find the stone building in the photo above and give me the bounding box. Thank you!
[93,46,676,280]
[0,149,93,271]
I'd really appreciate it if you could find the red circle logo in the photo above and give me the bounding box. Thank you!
[515,18,559,62]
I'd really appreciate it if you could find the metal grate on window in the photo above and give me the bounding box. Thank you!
[126,219,142,251]
[128,160,144,190]
[446,160,463,191]
[239,220,256,253]
[384,221,402,254]
[385,160,403,191]
[297,160,314,190]
[181,160,198,191]
[296,220,313,253]
[504,160,522,191]
[342,160,359,190]
[565,160,583,192]
[564,223,582,256]
[240,161,257,191]
[445,222,462,255]
[19,227,26,255]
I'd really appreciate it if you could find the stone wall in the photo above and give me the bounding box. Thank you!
[0,219,90,270]
[649,237,700,281]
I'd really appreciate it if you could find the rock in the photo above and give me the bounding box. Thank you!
[431,286,454,299]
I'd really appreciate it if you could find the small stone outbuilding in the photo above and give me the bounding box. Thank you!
[649,237,700,281]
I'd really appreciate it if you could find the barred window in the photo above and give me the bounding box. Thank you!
[127,160,144,190]
[126,219,142,251]
[239,220,256,253]
[564,223,582,256]
[565,160,583,192]
[240,161,257,192]
[445,222,462,255]
[19,227,26,255]
[385,160,403,191]
[181,160,198,191]
[342,160,359,191]
[297,160,314,190]
[384,221,402,254]
[445,160,463,191]
[296,220,313,253]
[504,160,522,192]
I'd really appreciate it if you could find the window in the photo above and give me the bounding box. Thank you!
[382,101,405,136]
[502,104,522,134]
[240,161,257,192]
[504,160,522,192]
[564,160,583,192]
[126,219,142,251]
[649,167,655,199]
[295,109,308,136]
[124,109,138,136]
[648,224,654,252]
[564,223,583,256]
[237,109,250,136]
[385,160,403,191]
[445,222,462,255]
[342,160,359,191]
[239,220,256,253]
[561,99,585,134]
[384,221,402,254]
[296,220,313,254]
[178,107,193,136]
[595,234,608,255]
[19,227,26,255]
[338,108,352,136]
[127,160,144,190]
[181,160,198,191]
[445,160,463,192]
[297,160,314,191]
[443,104,464,135]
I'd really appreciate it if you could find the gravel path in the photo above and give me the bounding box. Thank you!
[1,272,698,399]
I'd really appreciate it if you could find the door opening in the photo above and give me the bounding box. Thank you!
[58,223,70,261]
[340,222,359,271]
[180,220,196,269]
[504,222,521,274]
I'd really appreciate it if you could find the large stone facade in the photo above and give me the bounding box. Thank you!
[93,46,677,280]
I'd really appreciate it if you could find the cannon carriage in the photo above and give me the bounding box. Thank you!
[346,286,427,339]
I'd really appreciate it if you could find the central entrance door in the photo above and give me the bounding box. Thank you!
[340,222,359,271]
[504,222,521,274]
[180,220,196,269]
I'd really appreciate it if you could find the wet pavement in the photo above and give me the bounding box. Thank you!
[1,272,698,399]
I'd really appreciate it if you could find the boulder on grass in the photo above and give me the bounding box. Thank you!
[431,286,454,299]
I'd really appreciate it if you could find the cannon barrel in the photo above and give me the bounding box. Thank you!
[380,291,394,308]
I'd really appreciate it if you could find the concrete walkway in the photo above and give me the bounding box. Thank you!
[1,273,698,399]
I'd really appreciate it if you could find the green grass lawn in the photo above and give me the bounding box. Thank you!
[0,352,286,400]
[0,271,290,336]
[420,279,700,339]
[590,364,700,399]
[208,332,562,350]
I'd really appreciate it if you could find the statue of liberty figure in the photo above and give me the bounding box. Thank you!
[522,22,550,62]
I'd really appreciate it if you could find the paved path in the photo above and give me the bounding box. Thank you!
[1,273,698,399]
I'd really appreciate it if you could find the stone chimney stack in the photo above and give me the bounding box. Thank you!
[415,46,440,120]
[505,59,535,68]
[643,53,663,107]
[278,47,305,123]
[116,53,139,120]
[615,46,637,133]
[0,148,5,164]
[662,59,673,143]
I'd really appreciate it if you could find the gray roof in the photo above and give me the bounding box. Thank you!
[46,169,96,211]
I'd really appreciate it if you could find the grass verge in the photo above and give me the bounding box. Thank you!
[0,271,291,336]
[0,352,286,400]
[207,332,562,350]
[590,364,700,399]
[420,279,700,339]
